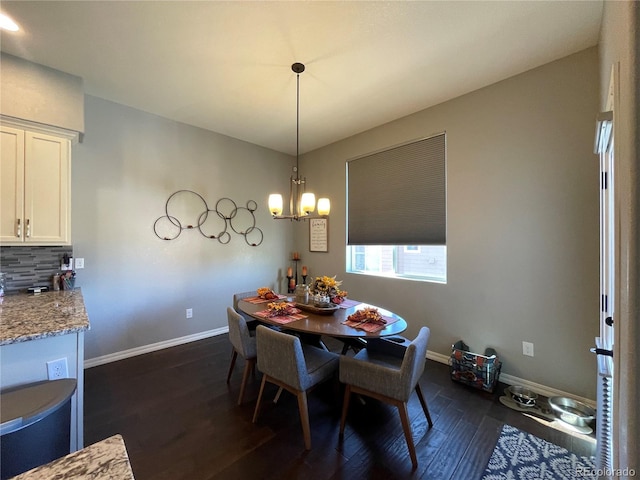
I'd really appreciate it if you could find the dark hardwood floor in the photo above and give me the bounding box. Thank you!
[84,334,596,480]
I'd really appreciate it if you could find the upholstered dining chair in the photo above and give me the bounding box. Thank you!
[252,325,339,450]
[226,306,257,405]
[233,290,258,327]
[339,327,433,468]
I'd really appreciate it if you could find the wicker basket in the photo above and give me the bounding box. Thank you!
[449,340,501,393]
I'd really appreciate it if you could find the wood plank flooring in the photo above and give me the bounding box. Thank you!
[84,334,596,480]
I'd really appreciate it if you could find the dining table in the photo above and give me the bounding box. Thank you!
[237,296,408,351]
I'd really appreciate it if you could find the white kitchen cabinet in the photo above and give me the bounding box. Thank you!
[1,124,71,245]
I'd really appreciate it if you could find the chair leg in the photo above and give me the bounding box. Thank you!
[397,401,418,468]
[252,374,268,423]
[296,391,312,450]
[237,357,255,405]
[415,384,433,428]
[339,384,352,436]
[226,349,238,384]
[273,387,284,403]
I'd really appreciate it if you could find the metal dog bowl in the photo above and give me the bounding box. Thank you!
[548,396,596,427]
[506,386,538,407]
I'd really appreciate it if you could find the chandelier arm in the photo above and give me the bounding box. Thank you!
[289,175,295,217]
[296,71,300,181]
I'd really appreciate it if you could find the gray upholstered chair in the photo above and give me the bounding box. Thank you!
[339,327,433,468]
[226,307,257,405]
[233,290,258,326]
[252,325,339,450]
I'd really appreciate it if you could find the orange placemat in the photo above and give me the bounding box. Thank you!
[337,298,362,309]
[244,294,287,304]
[342,315,399,333]
[253,309,308,325]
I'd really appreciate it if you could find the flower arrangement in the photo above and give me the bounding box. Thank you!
[347,307,386,325]
[266,302,300,317]
[257,287,278,300]
[312,275,348,304]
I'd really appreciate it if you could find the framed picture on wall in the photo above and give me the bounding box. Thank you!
[309,218,328,252]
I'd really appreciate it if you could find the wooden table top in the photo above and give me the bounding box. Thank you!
[238,298,407,339]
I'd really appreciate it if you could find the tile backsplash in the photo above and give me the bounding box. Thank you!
[0,246,73,293]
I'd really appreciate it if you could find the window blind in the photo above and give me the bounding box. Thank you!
[347,133,446,245]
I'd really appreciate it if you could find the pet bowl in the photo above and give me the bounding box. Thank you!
[548,396,596,427]
[506,386,538,407]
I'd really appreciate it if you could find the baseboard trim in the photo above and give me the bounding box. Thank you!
[84,327,229,369]
[426,350,596,408]
[84,334,595,407]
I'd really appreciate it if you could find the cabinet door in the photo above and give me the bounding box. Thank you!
[24,131,70,244]
[0,126,25,243]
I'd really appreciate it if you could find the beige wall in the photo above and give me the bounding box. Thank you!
[0,53,84,133]
[299,47,600,399]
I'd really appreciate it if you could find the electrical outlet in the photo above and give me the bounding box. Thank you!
[186,308,193,319]
[47,358,69,379]
[522,341,535,357]
[75,257,84,269]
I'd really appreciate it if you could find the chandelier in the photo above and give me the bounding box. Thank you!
[268,63,330,220]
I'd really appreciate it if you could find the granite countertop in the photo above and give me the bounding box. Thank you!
[0,289,90,346]
[10,434,135,479]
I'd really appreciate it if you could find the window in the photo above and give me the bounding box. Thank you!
[346,133,446,283]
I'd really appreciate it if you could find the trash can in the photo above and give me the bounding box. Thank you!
[0,378,77,479]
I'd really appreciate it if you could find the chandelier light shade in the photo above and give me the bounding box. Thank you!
[268,194,284,216]
[317,197,331,216]
[269,62,330,221]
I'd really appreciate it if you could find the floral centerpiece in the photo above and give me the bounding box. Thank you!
[347,307,386,325]
[311,275,348,304]
[266,302,300,317]
[257,287,278,300]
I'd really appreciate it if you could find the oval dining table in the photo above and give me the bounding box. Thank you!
[237,297,408,344]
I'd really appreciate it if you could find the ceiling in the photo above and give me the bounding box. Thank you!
[0,1,603,156]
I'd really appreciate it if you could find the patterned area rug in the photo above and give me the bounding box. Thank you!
[482,424,596,480]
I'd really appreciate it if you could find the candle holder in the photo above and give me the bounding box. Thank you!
[302,275,307,285]
[291,256,301,286]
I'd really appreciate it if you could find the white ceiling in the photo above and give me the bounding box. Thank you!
[0,1,603,155]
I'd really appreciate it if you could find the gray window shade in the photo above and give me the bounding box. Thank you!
[347,133,446,245]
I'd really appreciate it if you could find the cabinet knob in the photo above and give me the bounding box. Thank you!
[16,219,21,237]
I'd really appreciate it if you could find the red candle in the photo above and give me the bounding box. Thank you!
[302,266,307,276]
[287,267,293,277]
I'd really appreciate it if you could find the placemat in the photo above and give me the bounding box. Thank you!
[244,294,287,304]
[342,315,398,333]
[337,298,362,309]
[253,309,307,324]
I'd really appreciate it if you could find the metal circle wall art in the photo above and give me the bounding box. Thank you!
[153,190,263,246]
